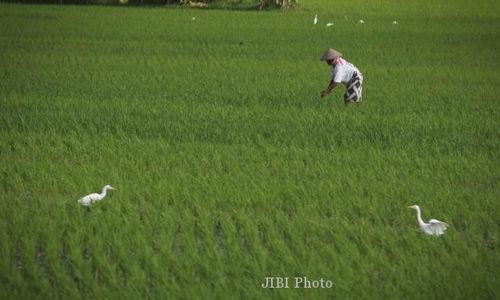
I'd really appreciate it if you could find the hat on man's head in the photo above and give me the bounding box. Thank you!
[320,48,342,61]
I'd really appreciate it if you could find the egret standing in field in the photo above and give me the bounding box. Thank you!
[408,205,449,236]
[78,185,116,206]
[313,14,318,25]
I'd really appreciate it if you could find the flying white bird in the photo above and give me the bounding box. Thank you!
[313,14,318,25]
[358,19,365,24]
[78,185,116,206]
[326,22,334,27]
[408,205,449,236]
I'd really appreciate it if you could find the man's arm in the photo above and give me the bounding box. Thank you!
[320,80,338,97]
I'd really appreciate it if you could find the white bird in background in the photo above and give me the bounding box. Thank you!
[78,185,116,206]
[326,22,334,27]
[358,19,365,24]
[313,14,318,25]
[408,205,449,236]
[392,20,399,25]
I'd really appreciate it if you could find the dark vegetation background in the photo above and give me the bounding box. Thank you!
[0,0,297,9]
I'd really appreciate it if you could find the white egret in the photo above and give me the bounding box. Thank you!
[326,22,334,27]
[408,205,448,236]
[358,19,365,24]
[313,14,318,25]
[392,20,399,25]
[78,185,116,206]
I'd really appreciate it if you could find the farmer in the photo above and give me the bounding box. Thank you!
[320,48,363,104]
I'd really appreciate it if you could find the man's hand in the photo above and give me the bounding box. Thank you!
[321,81,338,98]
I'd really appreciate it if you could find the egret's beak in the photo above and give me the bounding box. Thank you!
[407,205,414,209]
[110,187,116,190]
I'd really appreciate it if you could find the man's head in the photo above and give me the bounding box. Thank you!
[320,48,342,65]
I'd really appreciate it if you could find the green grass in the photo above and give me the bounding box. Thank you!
[1,1,499,299]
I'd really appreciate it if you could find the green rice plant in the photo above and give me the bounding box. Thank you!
[0,0,499,299]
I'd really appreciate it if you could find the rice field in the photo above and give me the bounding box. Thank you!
[0,0,499,299]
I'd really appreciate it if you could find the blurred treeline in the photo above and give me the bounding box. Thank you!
[0,0,298,9]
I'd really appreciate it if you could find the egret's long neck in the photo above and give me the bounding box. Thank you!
[415,207,425,225]
[100,187,108,198]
